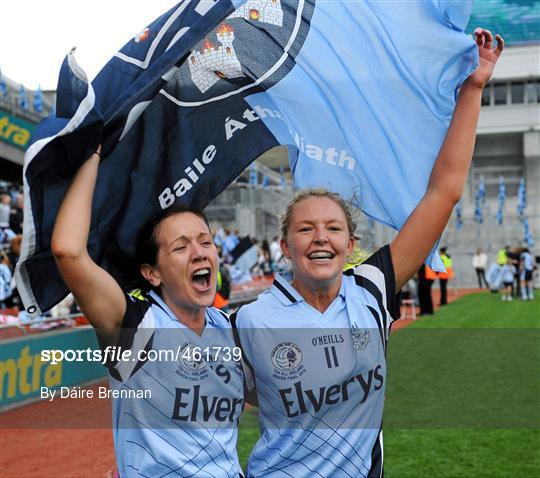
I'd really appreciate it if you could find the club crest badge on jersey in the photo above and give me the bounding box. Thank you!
[176,342,209,380]
[271,341,306,380]
[351,326,370,351]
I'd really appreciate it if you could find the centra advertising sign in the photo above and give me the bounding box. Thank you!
[1,328,106,408]
[0,110,35,150]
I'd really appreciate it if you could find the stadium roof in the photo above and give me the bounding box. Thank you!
[468,0,540,45]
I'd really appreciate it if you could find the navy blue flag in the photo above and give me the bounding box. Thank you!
[17,0,476,316]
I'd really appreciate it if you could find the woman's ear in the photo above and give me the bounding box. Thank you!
[140,264,161,287]
[280,238,290,259]
[348,237,356,256]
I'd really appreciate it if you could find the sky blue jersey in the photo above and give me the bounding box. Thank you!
[105,291,245,477]
[521,251,534,272]
[235,245,398,478]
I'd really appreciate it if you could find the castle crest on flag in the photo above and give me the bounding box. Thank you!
[228,0,284,26]
[188,0,284,94]
[188,23,244,93]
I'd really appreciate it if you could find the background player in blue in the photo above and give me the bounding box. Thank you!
[520,248,535,301]
[51,148,245,477]
[235,29,504,478]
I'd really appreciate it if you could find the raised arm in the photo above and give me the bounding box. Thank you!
[390,29,504,291]
[51,149,126,342]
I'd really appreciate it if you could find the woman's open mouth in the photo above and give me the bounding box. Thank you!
[308,251,335,263]
[191,267,212,291]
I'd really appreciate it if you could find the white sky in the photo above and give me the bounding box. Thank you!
[1,0,178,90]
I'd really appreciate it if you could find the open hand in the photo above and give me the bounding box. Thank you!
[465,28,504,90]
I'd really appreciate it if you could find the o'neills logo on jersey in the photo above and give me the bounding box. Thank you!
[278,364,384,418]
[172,385,244,423]
[271,342,306,380]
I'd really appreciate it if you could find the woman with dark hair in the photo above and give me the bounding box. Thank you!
[234,29,503,477]
[51,149,246,477]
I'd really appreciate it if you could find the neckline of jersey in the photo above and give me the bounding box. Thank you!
[272,273,347,317]
[148,290,213,335]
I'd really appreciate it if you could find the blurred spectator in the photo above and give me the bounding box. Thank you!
[256,249,274,277]
[0,251,13,308]
[438,247,454,306]
[9,193,23,234]
[507,247,522,297]
[4,235,22,309]
[472,247,488,288]
[0,194,11,228]
[230,236,258,283]
[270,236,282,263]
[497,246,509,266]
[222,228,240,258]
[213,245,232,310]
[274,254,292,279]
[261,239,271,257]
[213,262,232,311]
[401,277,418,306]
[520,248,535,301]
[418,264,436,315]
[500,258,516,302]
[0,227,16,247]
[213,227,226,248]
[7,235,22,273]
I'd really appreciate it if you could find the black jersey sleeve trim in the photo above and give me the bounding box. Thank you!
[116,293,151,347]
[108,365,122,383]
[363,245,399,320]
[230,309,254,398]
[346,273,390,343]
[368,427,383,478]
[128,333,155,380]
[217,309,231,323]
[102,293,152,376]
[366,305,386,353]
[230,310,254,375]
